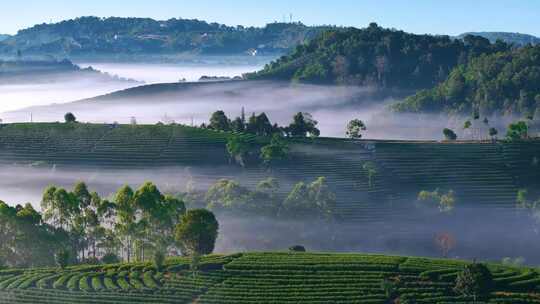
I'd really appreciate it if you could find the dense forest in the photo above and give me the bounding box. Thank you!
[393,45,540,117]
[0,17,332,56]
[248,23,510,89]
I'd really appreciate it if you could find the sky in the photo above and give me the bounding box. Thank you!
[0,0,539,36]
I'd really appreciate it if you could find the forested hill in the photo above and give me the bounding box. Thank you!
[0,17,331,56]
[247,23,510,89]
[458,32,540,46]
[393,45,540,117]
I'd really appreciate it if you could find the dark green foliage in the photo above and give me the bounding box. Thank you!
[208,110,230,131]
[175,209,219,256]
[153,250,165,272]
[489,127,499,139]
[260,134,289,165]
[0,200,64,268]
[100,253,120,264]
[346,119,366,139]
[226,135,252,166]
[55,249,70,269]
[395,45,540,115]
[288,245,306,252]
[443,128,457,141]
[64,112,76,123]
[249,23,509,88]
[506,121,529,141]
[285,112,320,137]
[454,262,494,299]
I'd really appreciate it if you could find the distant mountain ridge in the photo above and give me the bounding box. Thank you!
[0,34,9,42]
[0,59,140,84]
[457,32,540,46]
[0,17,332,57]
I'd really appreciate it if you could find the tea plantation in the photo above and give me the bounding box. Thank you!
[1,123,540,222]
[1,252,540,303]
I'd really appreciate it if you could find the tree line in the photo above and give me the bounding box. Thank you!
[203,110,320,138]
[0,176,336,268]
[0,182,217,269]
[185,176,336,220]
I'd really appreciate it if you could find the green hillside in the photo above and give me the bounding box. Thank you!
[247,23,510,90]
[1,123,540,222]
[1,252,540,303]
[393,45,540,116]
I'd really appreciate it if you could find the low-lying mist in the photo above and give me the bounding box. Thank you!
[1,164,539,264]
[2,79,522,139]
[0,56,272,114]
[76,57,270,84]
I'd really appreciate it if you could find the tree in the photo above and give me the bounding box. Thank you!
[289,245,306,252]
[209,110,230,131]
[175,209,219,256]
[205,179,251,212]
[114,185,136,262]
[55,249,70,269]
[101,252,120,264]
[260,134,289,166]
[226,135,251,166]
[280,177,336,220]
[245,112,274,136]
[346,119,367,139]
[434,232,456,258]
[362,162,377,188]
[417,189,456,213]
[454,262,493,301]
[443,128,457,141]
[153,249,165,271]
[64,112,77,123]
[489,127,498,140]
[287,112,320,137]
[506,121,528,141]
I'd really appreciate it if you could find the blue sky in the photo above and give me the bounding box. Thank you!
[1,0,539,36]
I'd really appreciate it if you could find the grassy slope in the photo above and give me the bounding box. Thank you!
[1,252,540,303]
[1,123,540,222]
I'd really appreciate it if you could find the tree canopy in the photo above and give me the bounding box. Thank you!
[248,23,509,89]
[394,45,540,116]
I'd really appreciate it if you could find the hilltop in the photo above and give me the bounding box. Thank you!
[0,17,332,57]
[1,252,540,303]
[247,23,510,90]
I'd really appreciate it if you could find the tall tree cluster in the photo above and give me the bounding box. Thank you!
[187,176,337,220]
[206,110,320,138]
[0,201,67,267]
[40,182,186,264]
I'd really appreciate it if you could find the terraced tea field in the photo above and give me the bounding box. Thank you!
[1,123,540,222]
[1,252,540,303]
